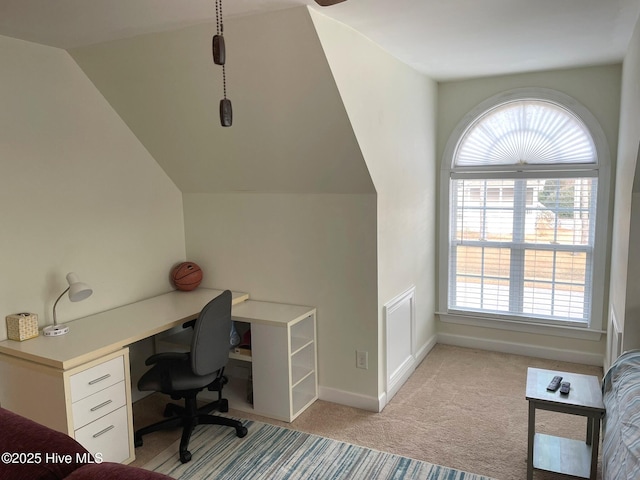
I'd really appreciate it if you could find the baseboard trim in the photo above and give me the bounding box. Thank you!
[317,335,439,413]
[386,355,415,403]
[318,333,602,413]
[415,334,437,364]
[382,335,437,410]
[437,332,604,366]
[318,386,380,412]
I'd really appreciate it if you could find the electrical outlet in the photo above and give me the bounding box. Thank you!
[356,350,368,369]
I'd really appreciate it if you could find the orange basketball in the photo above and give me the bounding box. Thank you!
[171,262,203,291]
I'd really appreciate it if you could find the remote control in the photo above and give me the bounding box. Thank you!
[546,376,563,392]
[559,381,570,395]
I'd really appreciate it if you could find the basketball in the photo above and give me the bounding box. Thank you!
[171,262,203,291]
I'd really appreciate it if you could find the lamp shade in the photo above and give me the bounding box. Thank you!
[66,272,92,302]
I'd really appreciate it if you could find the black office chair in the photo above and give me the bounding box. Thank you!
[134,290,248,463]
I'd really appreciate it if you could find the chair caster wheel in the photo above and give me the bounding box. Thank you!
[236,426,248,438]
[134,436,143,448]
[179,451,192,463]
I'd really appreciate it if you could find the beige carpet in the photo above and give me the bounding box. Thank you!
[132,344,604,480]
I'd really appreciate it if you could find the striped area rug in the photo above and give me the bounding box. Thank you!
[145,420,495,480]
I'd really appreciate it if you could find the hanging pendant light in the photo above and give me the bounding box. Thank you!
[213,0,232,127]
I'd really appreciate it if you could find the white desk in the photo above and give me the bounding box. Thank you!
[0,289,317,464]
[0,289,249,370]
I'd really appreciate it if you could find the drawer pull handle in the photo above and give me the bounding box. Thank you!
[92,425,115,438]
[88,374,111,385]
[90,400,113,412]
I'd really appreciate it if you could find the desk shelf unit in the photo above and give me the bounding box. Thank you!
[0,289,317,464]
[158,300,317,422]
[0,348,135,464]
[289,314,316,415]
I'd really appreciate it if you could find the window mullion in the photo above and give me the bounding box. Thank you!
[480,181,489,309]
[509,179,526,314]
[449,181,458,309]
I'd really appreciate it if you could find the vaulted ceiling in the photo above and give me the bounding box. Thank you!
[2,0,637,195]
[1,0,639,81]
[69,7,374,194]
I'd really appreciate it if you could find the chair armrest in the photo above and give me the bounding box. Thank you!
[145,352,188,366]
[182,319,196,329]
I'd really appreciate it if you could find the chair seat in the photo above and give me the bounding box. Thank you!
[138,355,218,393]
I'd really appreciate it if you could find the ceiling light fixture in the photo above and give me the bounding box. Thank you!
[213,0,232,127]
[314,0,348,6]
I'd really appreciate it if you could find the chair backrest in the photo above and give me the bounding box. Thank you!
[190,290,232,376]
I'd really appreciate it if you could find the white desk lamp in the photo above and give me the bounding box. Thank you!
[44,272,93,337]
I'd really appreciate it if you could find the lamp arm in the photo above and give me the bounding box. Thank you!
[52,287,70,326]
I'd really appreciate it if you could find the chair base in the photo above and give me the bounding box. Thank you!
[135,395,248,464]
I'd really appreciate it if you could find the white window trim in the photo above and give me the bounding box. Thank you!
[438,88,610,340]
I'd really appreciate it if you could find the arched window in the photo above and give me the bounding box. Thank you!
[440,89,609,330]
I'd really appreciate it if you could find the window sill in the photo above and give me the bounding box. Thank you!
[437,312,604,342]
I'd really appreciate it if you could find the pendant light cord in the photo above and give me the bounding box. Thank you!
[215,0,228,100]
[223,66,227,100]
[215,0,221,35]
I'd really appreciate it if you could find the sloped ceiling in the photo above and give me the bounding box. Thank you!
[2,1,639,81]
[70,6,373,194]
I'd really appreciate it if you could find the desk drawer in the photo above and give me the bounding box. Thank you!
[72,381,126,429]
[74,405,130,463]
[70,355,125,402]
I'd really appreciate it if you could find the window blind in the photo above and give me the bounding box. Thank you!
[449,177,596,323]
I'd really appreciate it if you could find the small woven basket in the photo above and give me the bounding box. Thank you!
[6,313,39,341]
